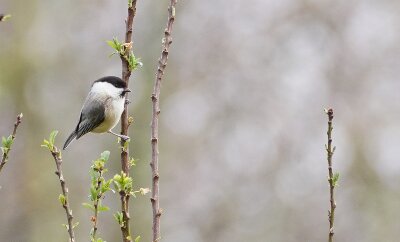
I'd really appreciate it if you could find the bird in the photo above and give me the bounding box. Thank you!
[63,76,131,150]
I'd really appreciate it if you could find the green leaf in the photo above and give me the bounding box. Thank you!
[98,205,109,212]
[2,136,7,147]
[72,222,79,229]
[106,40,116,50]
[135,236,141,242]
[82,203,95,211]
[139,188,150,195]
[100,150,110,162]
[59,194,66,206]
[41,139,50,148]
[6,135,13,146]
[332,172,340,187]
[121,138,130,152]
[129,157,136,167]
[49,130,58,146]
[113,180,121,192]
[93,159,104,171]
[4,136,11,147]
[113,173,123,191]
[106,37,123,54]
[113,172,133,192]
[114,174,122,180]
[90,186,98,201]
[89,169,97,182]
[1,147,9,155]
[41,131,58,151]
[101,179,112,193]
[114,212,124,227]
[127,53,142,71]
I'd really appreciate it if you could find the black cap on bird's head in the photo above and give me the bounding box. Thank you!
[93,76,128,89]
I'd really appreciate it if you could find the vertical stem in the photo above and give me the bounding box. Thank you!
[51,148,75,242]
[325,108,336,242]
[120,0,137,178]
[150,1,177,241]
[119,1,137,241]
[91,170,103,240]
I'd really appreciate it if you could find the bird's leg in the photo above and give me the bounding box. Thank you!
[108,130,130,141]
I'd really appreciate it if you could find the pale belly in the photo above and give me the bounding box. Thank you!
[92,98,125,133]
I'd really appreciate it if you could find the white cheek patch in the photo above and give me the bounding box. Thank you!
[91,82,121,98]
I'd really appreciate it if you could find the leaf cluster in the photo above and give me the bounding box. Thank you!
[113,172,133,195]
[1,135,14,157]
[113,172,150,198]
[107,37,142,71]
[41,129,149,241]
[83,151,114,242]
[41,130,59,152]
[85,151,114,208]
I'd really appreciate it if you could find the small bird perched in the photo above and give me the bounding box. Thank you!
[63,76,131,150]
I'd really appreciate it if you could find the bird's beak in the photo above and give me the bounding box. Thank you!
[124,88,131,93]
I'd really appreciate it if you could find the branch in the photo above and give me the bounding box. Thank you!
[83,151,112,242]
[42,131,76,242]
[52,148,76,242]
[150,1,177,241]
[92,171,102,240]
[119,0,138,241]
[324,108,338,242]
[120,0,137,173]
[0,113,23,174]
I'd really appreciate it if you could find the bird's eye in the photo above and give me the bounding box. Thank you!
[121,88,131,95]
[120,89,130,97]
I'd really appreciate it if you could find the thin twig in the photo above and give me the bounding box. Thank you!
[91,169,103,240]
[150,1,177,241]
[325,108,337,242]
[0,113,23,173]
[119,1,138,241]
[50,147,76,242]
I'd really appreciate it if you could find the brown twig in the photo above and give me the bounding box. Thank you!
[119,1,138,241]
[325,108,337,242]
[150,1,177,241]
[0,113,23,173]
[50,147,76,242]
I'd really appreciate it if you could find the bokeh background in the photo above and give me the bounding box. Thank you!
[1,0,400,241]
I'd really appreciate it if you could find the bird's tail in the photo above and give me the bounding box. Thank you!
[63,132,77,150]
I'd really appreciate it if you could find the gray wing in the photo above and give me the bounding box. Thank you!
[75,94,105,139]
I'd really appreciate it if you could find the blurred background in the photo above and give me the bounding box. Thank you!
[1,0,400,241]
